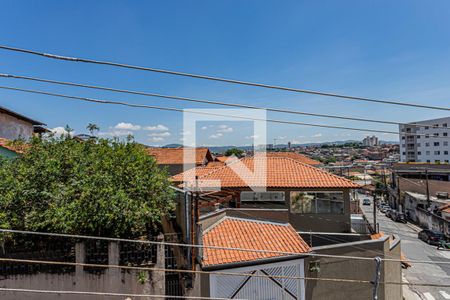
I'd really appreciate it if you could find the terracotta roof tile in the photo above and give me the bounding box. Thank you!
[171,166,222,182]
[266,152,321,165]
[185,156,359,189]
[0,138,27,154]
[202,217,310,267]
[146,147,212,165]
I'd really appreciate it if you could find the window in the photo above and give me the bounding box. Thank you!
[241,191,285,202]
[417,143,421,147]
[435,160,440,163]
[434,142,440,147]
[417,135,421,139]
[433,124,439,128]
[443,123,448,128]
[425,126,429,130]
[445,151,449,155]
[434,151,440,155]
[427,160,431,163]
[444,132,448,137]
[402,136,405,140]
[402,152,406,155]
[425,134,429,138]
[444,141,449,146]
[425,142,430,147]
[417,151,422,155]
[426,151,430,155]
[434,133,439,137]
[290,191,344,214]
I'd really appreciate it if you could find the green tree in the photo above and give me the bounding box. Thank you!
[224,147,244,158]
[0,136,174,238]
[86,123,100,136]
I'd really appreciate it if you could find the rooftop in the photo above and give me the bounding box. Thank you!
[146,147,212,165]
[202,216,310,268]
[0,138,28,154]
[266,151,321,166]
[0,106,45,126]
[180,156,359,189]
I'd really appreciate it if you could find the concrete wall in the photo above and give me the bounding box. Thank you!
[305,236,402,300]
[0,241,166,300]
[0,112,34,140]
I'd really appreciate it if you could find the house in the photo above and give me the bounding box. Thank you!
[0,106,46,140]
[146,147,214,175]
[191,215,310,299]
[173,155,359,232]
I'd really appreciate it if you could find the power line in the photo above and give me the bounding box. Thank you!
[0,257,372,284]
[1,228,450,266]
[0,85,401,135]
[1,73,448,129]
[2,85,448,139]
[0,287,239,299]
[0,257,448,288]
[1,45,450,111]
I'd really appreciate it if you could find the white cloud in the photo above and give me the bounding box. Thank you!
[149,137,165,142]
[245,135,259,139]
[217,125,233,133]
[144,124,169,131]
[180,130,191,136]
[201,126,208,130]
[209,133,223,139]
[312,133,323,138]
[111,130,133,137]
[114,122,141,131]
[148,132,171,137]
[277,136,286,140]
[51,126,74,136]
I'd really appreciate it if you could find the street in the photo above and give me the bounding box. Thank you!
[358,193,450,300]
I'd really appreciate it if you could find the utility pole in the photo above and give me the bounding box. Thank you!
[373,194,377,233]
[425,169,430,208]
[396,176,401,210]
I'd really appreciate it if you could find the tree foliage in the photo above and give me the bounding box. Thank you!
[224,147,244,158]
[0,136,175,238]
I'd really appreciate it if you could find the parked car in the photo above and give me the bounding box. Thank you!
[362,198,371,205]
[392,212,407,223]
[379,205,390,213]
[418,229,444,245]
[385,209,395,219]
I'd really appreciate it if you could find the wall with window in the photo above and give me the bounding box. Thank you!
[238,189,352,233]
[288,189,351,232]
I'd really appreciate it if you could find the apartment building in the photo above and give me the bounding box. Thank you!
[399,116,450,163]
[362,135,379,147]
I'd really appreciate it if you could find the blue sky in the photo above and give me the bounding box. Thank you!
[1,1,450,146]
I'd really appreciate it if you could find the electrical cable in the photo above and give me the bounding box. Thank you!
[1,45,450,111]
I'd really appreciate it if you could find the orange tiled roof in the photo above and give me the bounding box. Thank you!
[187,156,359,189]
[202,217,310,267]
[171,166,222,182]
[266,152,321,166]
[215,156,229,163]
[146,147,212,165]
[0,138,27,154]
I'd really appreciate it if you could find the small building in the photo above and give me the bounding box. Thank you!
[0,106,46,140]
[146,147,214,175]
[195,215,310,299]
